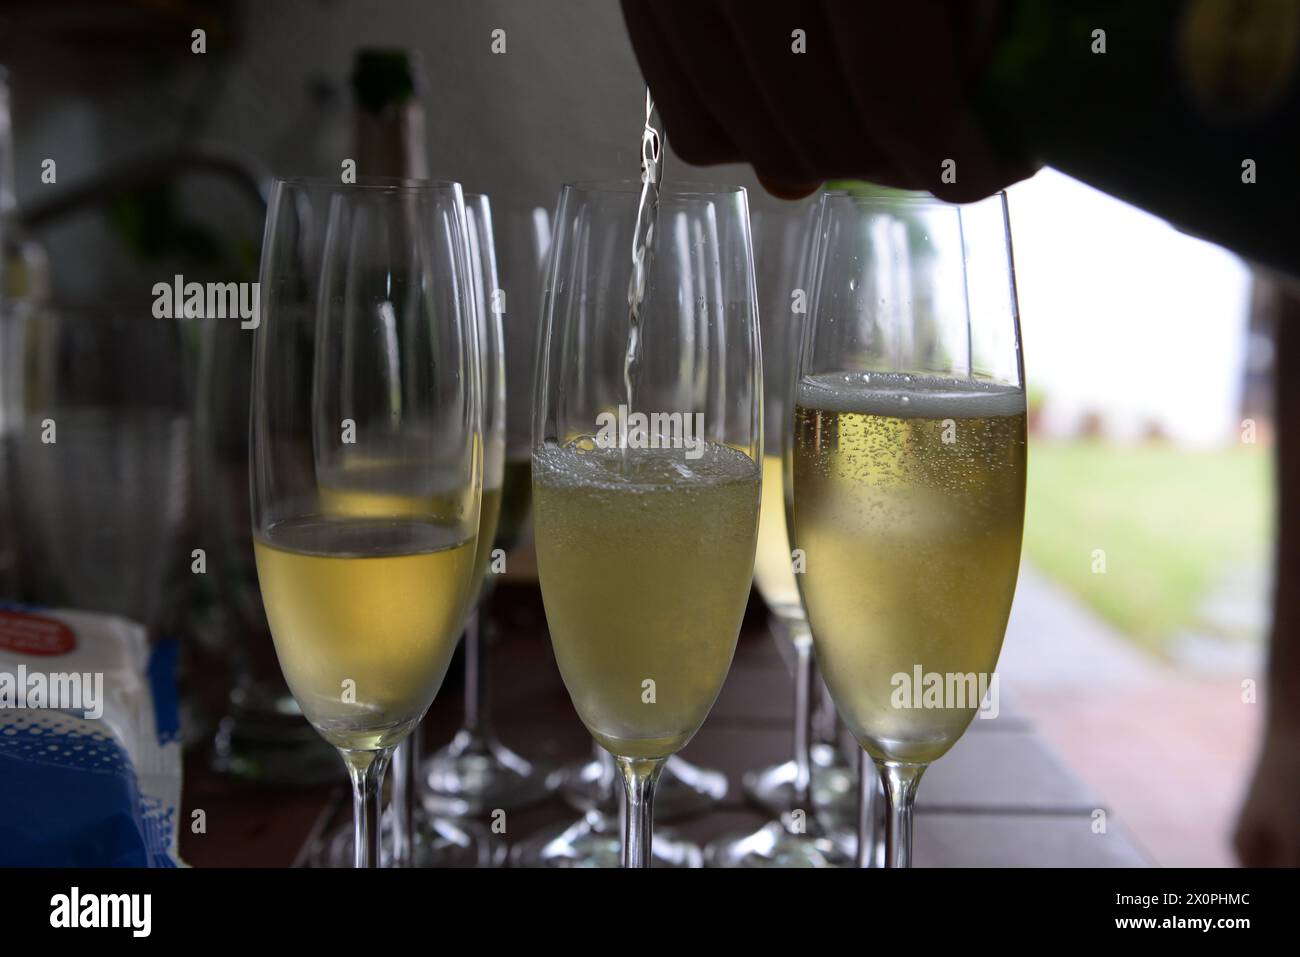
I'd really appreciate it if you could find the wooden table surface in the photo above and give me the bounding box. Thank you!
[179,583,1150,868]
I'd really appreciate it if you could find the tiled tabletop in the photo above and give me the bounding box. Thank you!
[180,583,1150,868]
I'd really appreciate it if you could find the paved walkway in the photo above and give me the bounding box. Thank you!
[999,565,1265,868]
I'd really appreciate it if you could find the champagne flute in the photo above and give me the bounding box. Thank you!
[337,197,547,868]
[251,176,482,868]
[532,180,762,867]
[459,202,708,869]
[793,188,1026,868]
[706,201,850,867]
[421,192,553,818]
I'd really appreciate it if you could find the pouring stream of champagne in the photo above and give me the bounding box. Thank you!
[623,88,663,428]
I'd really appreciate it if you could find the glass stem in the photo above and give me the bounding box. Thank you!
[596,742,618,807]
[812,659,838,745]
[789,620,815,823]
[463,610,487,735]
[877,758,926,869]
[390,730,419,867]
[616,754,667,868]
[856,749,885,867]
[343,748,392,868]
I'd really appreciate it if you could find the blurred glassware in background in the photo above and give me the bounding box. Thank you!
[0,70,46,596]
[9,304,188,630]
[747,689,860,828]
[420,193,554,824]
[511,743,703,868]
[706,200,853,867]
[810,709,885,865]
[497,204,553,473]
[0,299,27,596]
[558,750,727,823]
[374,191,524,869]
[0,67,50,304]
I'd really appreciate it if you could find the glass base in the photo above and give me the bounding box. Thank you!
[828,778,888,868]
[704,819,851,868]
[210,689,339,786]
[826,825,887,868]
[660,755,728,819]
[317,808,506,868]
[560,754,727,822]
[509,810,702,868]
[422,729,553,816]
[744,743,855,820]
[406,813,507,868]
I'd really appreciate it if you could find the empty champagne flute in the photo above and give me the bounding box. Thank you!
[532,180,762,867]
[421,192,552,819]
[793,187,1026,868]
[385,192,537,869]
[251,176,482,868]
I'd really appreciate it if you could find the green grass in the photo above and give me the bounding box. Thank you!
[1023,440,1272,655]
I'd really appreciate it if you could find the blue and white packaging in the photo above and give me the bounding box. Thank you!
[0,604,182,866]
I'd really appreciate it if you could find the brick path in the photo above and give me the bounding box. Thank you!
[999,565,1264,867]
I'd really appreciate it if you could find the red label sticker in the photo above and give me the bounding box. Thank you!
[0,610,77,656]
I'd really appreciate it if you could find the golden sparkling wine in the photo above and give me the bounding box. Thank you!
[472,485,503,591]
[318,454,473,524]
[533,441,760,759]
[320,452,501,592]
[793,372,1026,765]
[752,453,803,622]
[493,458,532,556]
[254,517,477,752]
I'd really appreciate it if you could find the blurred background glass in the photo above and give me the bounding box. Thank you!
[7,304,190,630]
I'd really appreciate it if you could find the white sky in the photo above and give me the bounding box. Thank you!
[1007,169,1254,447]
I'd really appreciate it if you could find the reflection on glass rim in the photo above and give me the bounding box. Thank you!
[271,174,464,193]
[563,178,745,198]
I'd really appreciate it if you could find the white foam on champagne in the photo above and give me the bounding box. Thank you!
[534,441,758,495]
[798,372,1025,420]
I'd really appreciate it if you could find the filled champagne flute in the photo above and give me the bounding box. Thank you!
[532,180,762,867]
[793,188,1026,868]
[331,196,544,869]
[706,201,850,867]
[251,176,482,868]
